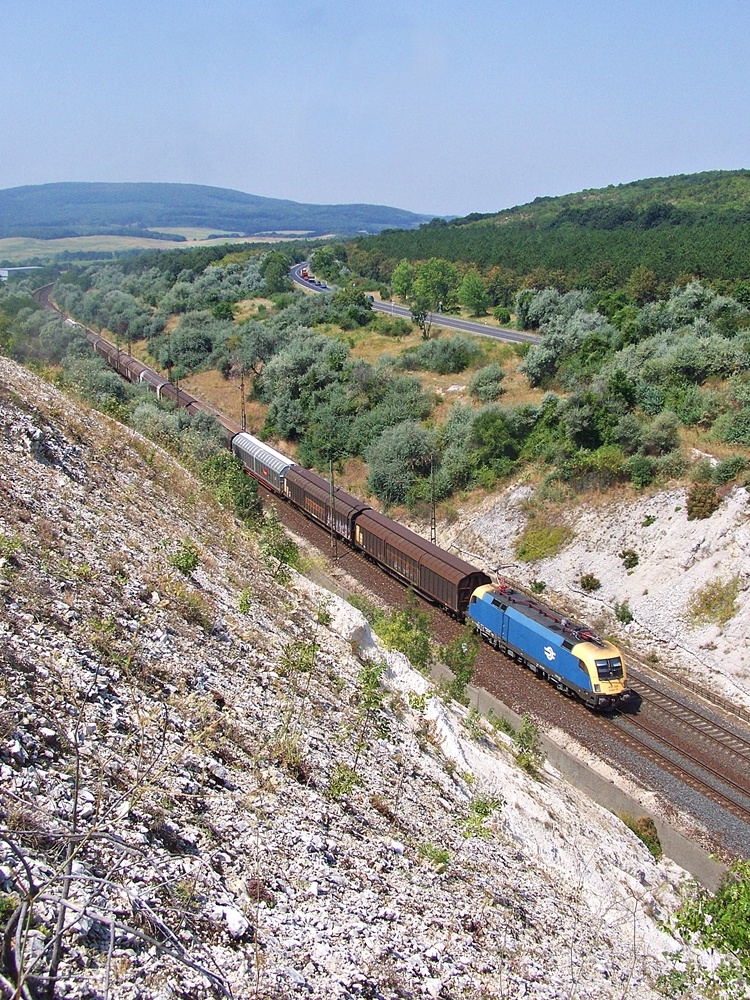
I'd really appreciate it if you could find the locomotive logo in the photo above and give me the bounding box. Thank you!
[543,646,556,661]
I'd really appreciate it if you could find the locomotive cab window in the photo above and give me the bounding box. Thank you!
[595,657,624,680]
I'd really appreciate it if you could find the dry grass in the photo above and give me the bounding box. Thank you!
[0,233,295,263]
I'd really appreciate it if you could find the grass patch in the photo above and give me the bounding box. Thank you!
[619,813,662,858]
[688,575,740,627]
[514,517,573,562]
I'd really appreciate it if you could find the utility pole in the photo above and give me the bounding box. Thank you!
[329,457,338,559]
[430,455,437,545]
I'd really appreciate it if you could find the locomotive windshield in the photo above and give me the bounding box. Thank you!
[595,657,623,680]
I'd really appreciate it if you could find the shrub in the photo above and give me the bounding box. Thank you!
[580,573,601,592]
[418,842,451,873]
[674,858,750,974]
[686,481,721,520]
[614,601,634,624]
[493,305,511,324]
[624,454,655,488]
[468,363,506,403]
[530,579,546,594]
[713,455,747,485]
[169,538,200,576]
[619,548,639,569]
[619,813,662,858]
[326,764,362,801]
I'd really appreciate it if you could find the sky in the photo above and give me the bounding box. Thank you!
[2,0,750,217]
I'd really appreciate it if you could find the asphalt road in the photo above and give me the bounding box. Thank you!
[289,262,540,346]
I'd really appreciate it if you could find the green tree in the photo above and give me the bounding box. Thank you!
[458,270,489,316]
[412,258,459,312]
[365,420,436,505]
[626,265,659,306]
[391,258,414,299]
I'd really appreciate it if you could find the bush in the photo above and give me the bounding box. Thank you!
[713,455,747,484]
[468,363,506,403]
[580,574,601,592]
[614,601,634,624]
[619,813,662,858]
[674,858,750,973]
[686,481,721,520]
[169,538,200,576]
[493,305,511,324]
[398,335,481,375]
[530,579,546,594]
[624,454,655,488]
[619,548,639,569]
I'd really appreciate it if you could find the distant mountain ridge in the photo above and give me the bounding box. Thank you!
[0,181,433,239]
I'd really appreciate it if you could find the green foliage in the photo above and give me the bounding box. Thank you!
[687,481,722,520]
[325,763,363,801]
[199,452,262,526]
[493,305,511,323]
[514,714,545,776]
[619,548,639,569]
[713,455,747,484]
[458,269,489,316]
[398,334,481,375]
[365,420,436,507]
[614,601,634,624]
[417,842,450,873]
[468,362,506,402]
[688,575,740,627]
[580,573,601,592]
[369,594,433,671]
[439,623,480,703]
[238,589,252,614]
[673,858,750,975]
[529,579,546,594]
[462,793,503,838]
[258,507,298,582]
[169,538,200,576]
[619,813,662,858]
[514,518,573,562]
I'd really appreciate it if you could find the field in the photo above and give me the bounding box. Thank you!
[0,231,293,264]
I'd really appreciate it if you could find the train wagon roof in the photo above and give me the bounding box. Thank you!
[474,584,606,647]
[232,433,293,473]
[284,466,371,517]
[356,509,485,583]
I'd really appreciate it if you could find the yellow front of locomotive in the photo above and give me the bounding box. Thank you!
[573,639,628,710]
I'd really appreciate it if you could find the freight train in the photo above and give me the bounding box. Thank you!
[66,315,629,710]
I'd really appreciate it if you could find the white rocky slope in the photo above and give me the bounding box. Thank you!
[442,479,750,714]
[0,357,734,999]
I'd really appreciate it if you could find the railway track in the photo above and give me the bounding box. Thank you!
[33,280,750,852]
[610,711,750,825]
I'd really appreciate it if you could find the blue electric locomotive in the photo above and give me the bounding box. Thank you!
[468,583,627,710]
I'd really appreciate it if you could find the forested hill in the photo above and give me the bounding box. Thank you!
[0,182,432,239]
[350,170,750,292]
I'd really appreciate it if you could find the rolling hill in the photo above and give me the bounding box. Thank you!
[351,169,750,290]
[0,181,433,240]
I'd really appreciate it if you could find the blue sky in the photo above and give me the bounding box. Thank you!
[2,1,749,216]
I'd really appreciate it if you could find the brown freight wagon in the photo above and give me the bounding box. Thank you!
[353,509,490,616]
[283,466,370,543]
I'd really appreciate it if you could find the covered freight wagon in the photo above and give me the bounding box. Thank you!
[467,584,627,710]
[354,510,490,615]
[283,466,370,543]
[231,432,293,493]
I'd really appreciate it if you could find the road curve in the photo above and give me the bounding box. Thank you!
[289,262,541,346]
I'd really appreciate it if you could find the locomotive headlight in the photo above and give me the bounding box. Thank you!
[594,684,601,692]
